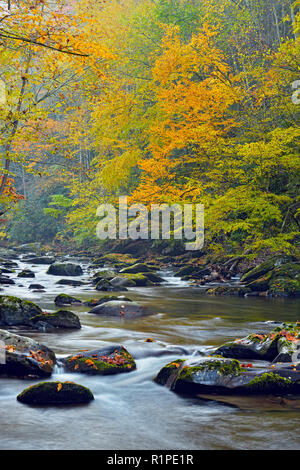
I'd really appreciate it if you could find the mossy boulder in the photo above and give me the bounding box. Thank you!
[29,310,81,330]
[269,278,300,297]
[17,381,94,405]
[213,322,300,363]
[95,278,127,291]
[47,263,83,276]
[55,279,85,286]
[89,300,153,318]
[62,345,136,375]
[154,357,300,395]
[0,329,55,378]
[54,294,82,306]
[92,270,115,285]
[120,263,155,274]
[0,295,42,326]
[111,273,153,287]
[240,255,295,284]
[17,269,35,278]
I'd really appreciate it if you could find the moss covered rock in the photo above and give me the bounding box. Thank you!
[83,295,132,307]
[54,294,82,306]
[62,345,136,375]
[29,309,81,330]
[120,263,155,274]
[155,357,300,395]
[206,286,251,296]
[213,322,300,363]
[17,381,94,405]
[47,263,83,276]
[0,295,42,326]
[240,255,295,284]
[92,253,138,268]
[17,269,35,278]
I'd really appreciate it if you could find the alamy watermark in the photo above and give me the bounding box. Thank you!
[96,196,204,251]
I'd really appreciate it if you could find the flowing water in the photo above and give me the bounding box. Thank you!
[0,257,299,450]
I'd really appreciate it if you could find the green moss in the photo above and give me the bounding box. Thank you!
[246,373,293,391]
[17,381,94,404]
[154,360,184,385]
[178,359,242,382]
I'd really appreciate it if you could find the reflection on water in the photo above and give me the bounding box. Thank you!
[0,258,300,450]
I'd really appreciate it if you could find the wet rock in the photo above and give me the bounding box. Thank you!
[213,322,300,363]
[110,273,152,287]
[0,276,15,285]
[29,309,81,330]
[120,263,155,274]
[0,267,14,274]
[1,260,18,268]
[29,284,45,290]
[154,357,300,395]
[0,295,42,326]
[25,256,55,265]
[91,270,115,285]
[47,263,83,276]
[17,269,35,278]
[89,300,153,318]
[0,329,55,378]
[17,381,94,405]
[56,279,85,287]
[54,294,82,306]
[62,345,136,375]
[95,278,127,291]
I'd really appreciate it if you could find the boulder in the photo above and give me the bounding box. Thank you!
[0,329,55,378]
[154,357,300,395]
[110,273,152,287]
[0,295,42,326]
[62,345,136,375]
[240,255,295,284]
[89,300,153,318]
[56,279,85,286]
[95,278,127,291]
[92,253,138,268]
[213,322,300,363]
[206,286,251,296]
[29,310,81,330]
[17,269,35,278]
[54,294,82,306]
[0,276,15,285]
[29,284,45,290]
[120,263,155,274]
[47,263,83,276]
[17,381,94,405]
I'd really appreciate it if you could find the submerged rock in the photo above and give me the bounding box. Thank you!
[62,345,136,375]
[89,300,153,318]
[0,329,55,378]
[17,381,94,405]
[154,357,300,395]
[29,310,81,330]
[213,322,300,363]
[0,276,15,285]
[56,279,85,286]
[47,263,83,276]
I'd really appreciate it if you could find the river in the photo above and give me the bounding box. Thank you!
[0,257,299,450]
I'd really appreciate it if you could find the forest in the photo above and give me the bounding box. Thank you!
[0,0,300,453]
